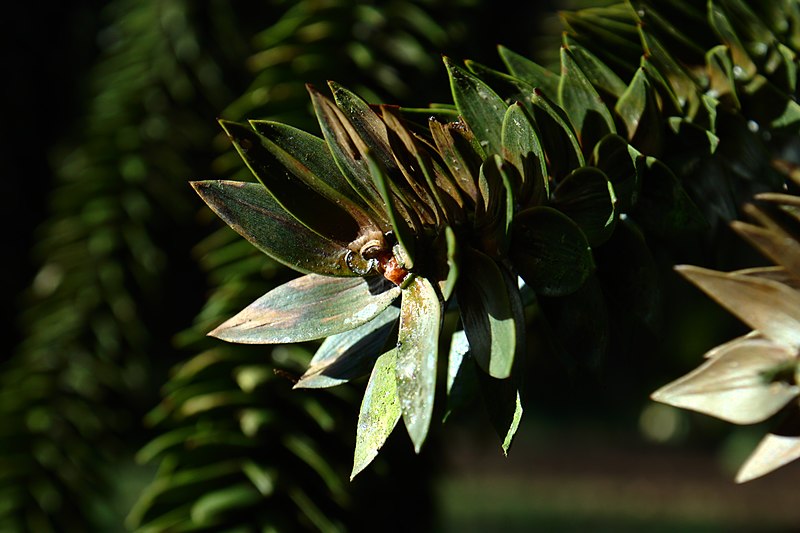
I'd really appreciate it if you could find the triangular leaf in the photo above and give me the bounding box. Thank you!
[501,102,548,206]
[558,45,616,154]
[498,45,561,98]
[530,88,585,182]
[676,265,800,349]
[351,349,402,480]
[445,56,508,156]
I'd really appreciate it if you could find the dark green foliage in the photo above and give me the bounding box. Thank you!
[0,1,254,529]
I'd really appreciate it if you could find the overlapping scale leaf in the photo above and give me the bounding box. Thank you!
[549,167,617,246]
[501,102,548,206]
[510,206,594,297]
[530,88,585,182]
[498,45,560,98]
[558,45,616,154]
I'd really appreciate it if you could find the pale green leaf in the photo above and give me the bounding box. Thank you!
[351,349,402,480]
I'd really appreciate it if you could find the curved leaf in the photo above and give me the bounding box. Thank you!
[191,181,354,277]
[429,118,482,206]
[295,305,400,389]
[676,265,800,349]
[550,166,617,246]
[511,206,594,296]
[210,274,401,344]
[561,36,627,99]
[396,276,441,453]
[457,247,516,379]
[445,56,508,156]
[614,64,664,155]
[651,336,798,424]
[351,349,402,480]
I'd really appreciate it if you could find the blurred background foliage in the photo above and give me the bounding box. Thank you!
[5,0,800,531]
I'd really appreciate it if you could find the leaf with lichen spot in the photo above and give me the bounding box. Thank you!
[210,274,400,344]
[396,276,441,453]
[351,349,402,480]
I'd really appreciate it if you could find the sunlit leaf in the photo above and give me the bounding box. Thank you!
[351,349,402,480]
[307,85,390,228]
[457,247,516,379]
[210,274,401,344]
[429,118,481,207]
[396,276,441,452]
[498,45,560,98]
[295,305,399,389]
[445,56,508,156]
[558,45,615,153]
[191,181,353,277]
[651,336,799,424]
[501,102,548,205]
[511,206,594,296]
[444,330,478,422]
[732,208,800,277]
[676,265,800,349]
[561,36,627,99]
